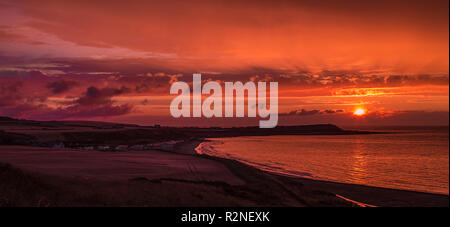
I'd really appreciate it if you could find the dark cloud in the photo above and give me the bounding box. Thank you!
[0,84,134,120]
[324,109,344,114]
[280,109,344,116]
[76,86,131,106]
[46,80,79,94]
[39,103,133,120]
[40,84,134,118]
[41,85,136,119]
[0,81,23,107]
[48,58,176,75]
[0,69,47,79]
[384,75,407,85]
[2,57,448,92]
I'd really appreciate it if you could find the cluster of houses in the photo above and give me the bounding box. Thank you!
[51,140,184,152]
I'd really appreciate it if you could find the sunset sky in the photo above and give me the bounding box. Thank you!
[0,0,448,127]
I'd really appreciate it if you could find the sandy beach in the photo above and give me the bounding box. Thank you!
[0,140,448,207]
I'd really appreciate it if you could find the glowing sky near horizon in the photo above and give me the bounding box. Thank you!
[0,0,448,126]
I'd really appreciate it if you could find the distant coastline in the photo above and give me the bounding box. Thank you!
[0,116,376,149]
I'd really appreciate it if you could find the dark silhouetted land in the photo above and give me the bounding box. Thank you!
[0,117,448,207]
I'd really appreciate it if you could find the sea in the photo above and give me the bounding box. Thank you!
[196,126,449,195]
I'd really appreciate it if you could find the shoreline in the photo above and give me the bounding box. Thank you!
[0,141,448,207]
[176,139,449,207]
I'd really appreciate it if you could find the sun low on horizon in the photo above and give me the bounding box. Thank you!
[353,108,367,117]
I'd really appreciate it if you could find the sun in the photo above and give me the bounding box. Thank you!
[353,108,366,116]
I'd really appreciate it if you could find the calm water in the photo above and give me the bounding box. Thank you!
[196,128,449,195]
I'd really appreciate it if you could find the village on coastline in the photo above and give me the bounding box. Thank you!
[49,139,185,152]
